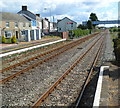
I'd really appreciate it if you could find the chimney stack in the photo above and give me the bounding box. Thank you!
[45,18,48,21]
[36,14,40,17]
[22,6,27,11]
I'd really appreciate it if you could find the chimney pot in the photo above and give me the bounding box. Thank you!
[36,14,40,17]
[22,6,27,11]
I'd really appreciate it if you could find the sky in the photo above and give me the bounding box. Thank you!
[1,0,119,27]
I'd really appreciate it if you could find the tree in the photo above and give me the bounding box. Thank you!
[87,20,92,33]
[89,13,98,28]
[77,24,87,29]
[87,20,92,29]
[89,13,98,21]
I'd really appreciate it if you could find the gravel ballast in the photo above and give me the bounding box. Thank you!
[1,34,102,106]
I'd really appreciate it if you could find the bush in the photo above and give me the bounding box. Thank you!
[118,32,120,39]
[5,38,12,43]
[113,38,120,61]
[71,29,90,38]
[11,36,17,43]
[2,36,6,43]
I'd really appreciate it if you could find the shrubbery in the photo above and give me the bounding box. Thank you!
[109,27,120,33]
[69,29,90,38]
[2,36,6,43]
[11,36,17,43]
[113,38,120,61]
[1,36,17,43]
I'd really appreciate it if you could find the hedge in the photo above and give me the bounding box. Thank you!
[69,29,90,38]
[113,38,120,61]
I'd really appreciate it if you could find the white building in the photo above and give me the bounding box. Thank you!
[42,18,50,34]
[18,6,41,41]
[57,17,77,32]
[49,22,57,32]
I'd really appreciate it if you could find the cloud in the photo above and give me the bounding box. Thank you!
[1,0,119,25]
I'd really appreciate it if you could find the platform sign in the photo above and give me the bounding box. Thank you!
[67,23,73,24]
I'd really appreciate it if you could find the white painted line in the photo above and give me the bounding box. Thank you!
[0,39,66,58]
[93,66,109,108]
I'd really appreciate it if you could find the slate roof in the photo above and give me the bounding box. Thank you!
[0,12,30,22]
[18,10,36,20]
[58,17,77,24]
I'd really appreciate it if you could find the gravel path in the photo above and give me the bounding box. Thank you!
[1,34,101,106]
[103,30,115,61]
[103,30,119,106]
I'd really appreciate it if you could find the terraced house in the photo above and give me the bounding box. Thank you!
[0,12,31,40]
[18,6,42,41]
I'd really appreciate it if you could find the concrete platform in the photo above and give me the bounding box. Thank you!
[93,62,119,107]
[0,38,66,58]
[0,37,61,53]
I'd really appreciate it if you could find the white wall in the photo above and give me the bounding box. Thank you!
[50,22,54,32]
[43,19,49,30]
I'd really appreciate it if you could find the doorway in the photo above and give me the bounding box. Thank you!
[16,31,18,39]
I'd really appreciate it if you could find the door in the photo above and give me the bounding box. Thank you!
[30,30,34,40]
[16,31,18,39]
[36,30,39,40]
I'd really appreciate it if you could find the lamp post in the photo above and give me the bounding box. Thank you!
[44,8,51,22]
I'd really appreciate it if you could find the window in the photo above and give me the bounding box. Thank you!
[5,31,12,38]
[29,23,31,27]
[15,22,18,27]
[32,20,36,26]
[23,23,25,27]
[21,31,26,36]
[71,23,73,28]
[6,22,9,27]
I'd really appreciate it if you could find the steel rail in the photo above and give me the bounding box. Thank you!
[0,33,98,73]
[75,36,105,107]
[0,33,99,83]
[32,34,103,107]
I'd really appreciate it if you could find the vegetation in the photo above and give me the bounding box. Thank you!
[2,36,6,43]
[77,24,87,29]
[111,27,120,61]
[89,13,99,28]
[77,13,99,31]
[89,13,98,21]
[1,36,17,43]
[69,29,90,38]
[42,35,61,39]
[109,27,120,33]
[11,36,17,43]
[5,38,12,43]
[113,38,120,61]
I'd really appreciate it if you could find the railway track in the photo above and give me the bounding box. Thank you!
[0,33,99,83]
[31,32,105,107]
[2,40,70,65]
